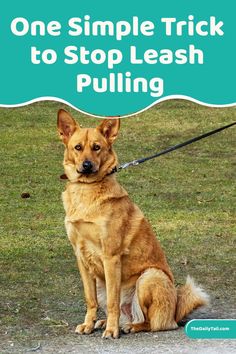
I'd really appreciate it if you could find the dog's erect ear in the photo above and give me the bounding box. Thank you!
[97,119,120,144]
[57,109,78,144]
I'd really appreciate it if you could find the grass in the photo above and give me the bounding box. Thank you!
[0,101,235,349]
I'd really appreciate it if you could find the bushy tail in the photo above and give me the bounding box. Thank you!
[175,276,209,323]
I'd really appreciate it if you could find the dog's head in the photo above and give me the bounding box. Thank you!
[57,109,120,183]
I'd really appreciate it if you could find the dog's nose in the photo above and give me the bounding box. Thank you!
[82,160,93,171]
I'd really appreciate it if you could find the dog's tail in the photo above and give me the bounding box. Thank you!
[175,276,209,323]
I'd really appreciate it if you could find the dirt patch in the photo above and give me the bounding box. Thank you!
[1,301,235,354]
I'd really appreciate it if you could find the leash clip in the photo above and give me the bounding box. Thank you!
[118,159,140,171]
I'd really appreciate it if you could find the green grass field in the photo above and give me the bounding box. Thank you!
[0,101,235,349]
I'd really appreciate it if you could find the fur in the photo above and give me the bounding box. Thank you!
[57,109,209,338]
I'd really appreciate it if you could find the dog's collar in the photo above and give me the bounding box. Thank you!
[60,166,117,181]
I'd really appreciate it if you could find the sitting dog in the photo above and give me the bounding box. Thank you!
[57,109,208,339]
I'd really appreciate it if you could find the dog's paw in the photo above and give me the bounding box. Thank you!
[94,319,107,329]
[121,323,135,334]
[75,323,94,335]
[102,327,119,339]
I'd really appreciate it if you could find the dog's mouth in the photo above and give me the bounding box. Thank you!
[76,168,98,176]
[59,169,98,181]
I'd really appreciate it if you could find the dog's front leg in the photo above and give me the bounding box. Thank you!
[102,254,121,339]
[75,258,98,335]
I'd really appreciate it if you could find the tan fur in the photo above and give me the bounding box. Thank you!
[175,276,209,323]
[57,110,209,338]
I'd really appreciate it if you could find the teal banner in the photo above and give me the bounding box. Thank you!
[185,319,236,339]
[0,0,235,116]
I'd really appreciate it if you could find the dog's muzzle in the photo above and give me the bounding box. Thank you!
[78,160,96,175]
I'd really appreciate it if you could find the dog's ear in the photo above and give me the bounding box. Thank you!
[57,109,79,144]
[97,118,120,144]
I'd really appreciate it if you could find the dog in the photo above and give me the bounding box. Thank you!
[57,109,209,339]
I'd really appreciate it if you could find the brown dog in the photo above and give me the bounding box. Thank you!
[57,109,209,339]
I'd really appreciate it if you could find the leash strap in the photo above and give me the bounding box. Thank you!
[116,121,236,172]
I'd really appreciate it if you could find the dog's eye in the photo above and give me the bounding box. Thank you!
[93,144,101,151]
[75,144,82,151]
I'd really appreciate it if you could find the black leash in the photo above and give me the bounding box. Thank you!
[113,121,236,173]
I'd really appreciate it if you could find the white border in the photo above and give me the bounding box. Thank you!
[0,95,235,118]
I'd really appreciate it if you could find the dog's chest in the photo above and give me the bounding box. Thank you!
[62,184,104,221]
[74,222,104,278]
[62,186,106,277]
